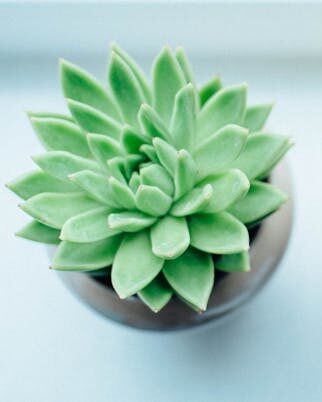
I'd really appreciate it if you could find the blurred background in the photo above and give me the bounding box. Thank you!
[1,1,322,401]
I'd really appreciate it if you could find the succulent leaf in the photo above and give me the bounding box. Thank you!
[87,133,123,170]
[108,211,156,232]
[175,47,196,87]
[189,212,249,254]
[138,275,173,312]
[52,235,122,271]
[198,83,247,140]
[121,125,150,154]
[112,231,164,298]
[174,149,197,200]
[228,180,288,224]
[61,207,117,243]
[152,137,177,176]
[151,216,190,259]
[138,103,171,142]
[67,99,121,139]
[140,164,174,196]
[30,117,91,157]
[163,248,214,311]
[199,76,222,107]
[108,177,136,209]
[170,184,213,216]
[152,47,186,124]
[16,220,60,244]
[243,104,273,132]
[135,184,172,217]
[21,192,101,229]
[27,111,74,122]
[216,251,250,272]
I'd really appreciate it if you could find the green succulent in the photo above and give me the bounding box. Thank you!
[7,44,292,313]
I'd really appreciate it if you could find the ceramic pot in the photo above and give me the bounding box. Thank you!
[54,162,293,331]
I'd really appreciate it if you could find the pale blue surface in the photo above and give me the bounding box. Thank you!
[1,51,322,402]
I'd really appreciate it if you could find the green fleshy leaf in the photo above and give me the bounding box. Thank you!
[129,172,141,192]
[135,185,172,217]
[170,184,213,216]
[228,180,288,224]
[140,164,174,196]
[32,151,101,182]
[216,251,250,273]
[111,43,152,103]
[30,117,90,158]
[108,154,143,183]
[52,235,122,271]
[7,170,77,200]
[198,83,247,140]
[189,212,249,254]
[109,177,136,209]
[243,104,273,132]
[152,137,177,176]
[199,76,222,107]
[27,112,74,123]
[257,140,293,179]
[138,276,173,312]
[138,104,171,142]
[108,211,156,232]
[175,47,195,86]
[69,170,117,207]
[140,144,159,164]
[21,192,101,229]
[195,124,248,179]
[152,46,186,125]
[112,231,164,298]
[60,59,121,120]
[121,125,150,154]
[87,133,123,170]
[231,133,291,180]
[151,216,189,259]
[67,99,121,139]
[174,149,197,200]
[61,207,117,243]
[201,169,250,213]
[163,248,214,311]
[16,220,60,244]
[170,83,196,152]
[109,52,144,129]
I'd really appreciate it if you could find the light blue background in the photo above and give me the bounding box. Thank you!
[1,2,322,401]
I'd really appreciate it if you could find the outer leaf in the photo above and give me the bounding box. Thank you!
[129,172,141,192]
[21,192,101,229]
[201,169,250,213]
[52,235,122,271]
[109,52,144,129]
[7,170,77,200]
[32,151,101,182]
[138,276,173,312]
[87,133,123,169]
[69,170,117,207]
[152,137,177,176]
[174,149,197,200]
[60,58,121,120]
[189,212,249,254]
[216,251,250,273]
[194,124,248,179]
[163,248,214,311]
[121,125,150,154]
[67,99,121,139]
[30,117,90,157]
[111,43,152,103]
[199,76,222,107]
[152,46,186,124]
[135,185,172,216]
[27,111,74,122]
[16,220,60,244]
[108,211,156,232]
[61,207,117,243]
[151,216,190,259]
[170,185,213,216]
[109,177,136,209]
[112,231,164,298]
[257,140,293,179]
[197,83,247,140]
[231,133,290,180]
[175,47,195,86]
[140,164,174,196]
[170,83,196,152]
[138,104,171,142]
[243,104,273,132]
[228,181,288,224]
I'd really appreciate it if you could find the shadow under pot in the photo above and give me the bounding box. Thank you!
[51,162,293,331]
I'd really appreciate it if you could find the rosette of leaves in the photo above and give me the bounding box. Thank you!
[7,44,292,313]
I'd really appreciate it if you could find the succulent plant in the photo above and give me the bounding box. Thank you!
[7,44,292,313]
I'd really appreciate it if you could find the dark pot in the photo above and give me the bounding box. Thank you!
[53,162,293,331]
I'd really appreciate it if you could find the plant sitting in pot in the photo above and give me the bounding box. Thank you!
[7,44,292,317]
